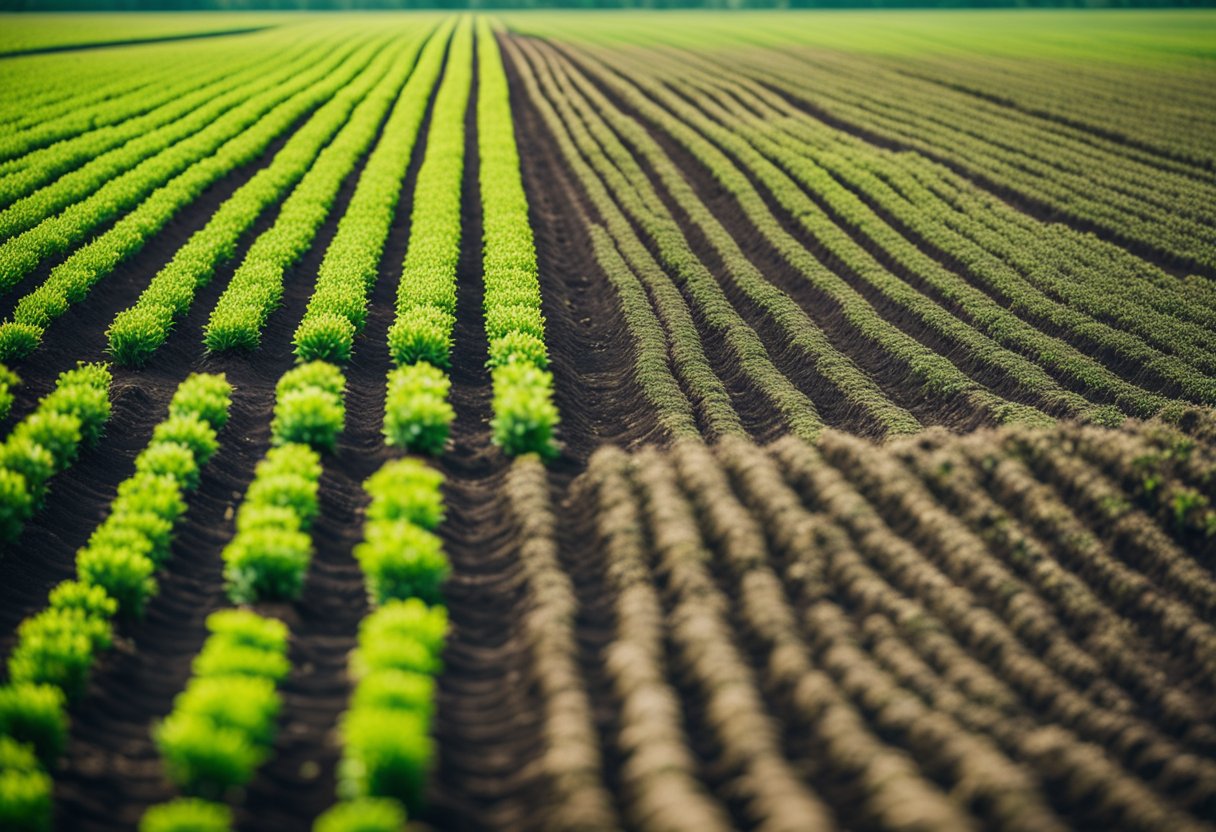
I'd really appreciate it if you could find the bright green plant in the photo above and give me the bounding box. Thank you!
[382,364,452,455]
[0,684,67,766]
[313,797,406,832]
[140,798,233,832]
[363,460,444,529]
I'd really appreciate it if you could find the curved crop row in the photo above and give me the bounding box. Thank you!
[0,372,230,832]
[150,610,290,799]
[507,36,824,442]
[293,20,454,364]
[0,362,112,542]
[477,20,559,458]
[653,57,1199,416]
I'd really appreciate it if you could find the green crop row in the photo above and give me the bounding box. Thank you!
[0,37,389,365]
[503,39,730,444]
[221,358,340,602]
[0,34,374,292]
[355,458,446,607]
[294,21,454,364]
[0,372,230,832]
[509,37,827,442]
[222,443,322,604]
[381,18,472,456]
[564,43,1050,430]
[477,20,559,459]
[152,610,290,797]
[0,46,230,164]
[272,362,347,451]
[313,459,448,827]
[202,30,421,354]
[388,16,472,371]
[107,30,422,367]
[383,363,453,455]
[337,600,447,814]
[0,363,18,422]
[721,41,1216,271]
[0,37,307,216]
[0,362,112,542]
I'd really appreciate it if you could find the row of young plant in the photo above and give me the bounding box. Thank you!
[501,35,734,443]
[560,42,1058,430]
[540,40,939,434]
[139,363,348,829]
[0,36,390,363]
[105,31,419,366]
[718,436,1206,831]
[771,434,1216,813]
[293,21,454,365]
[202,32,424,354]
[0,372,231,832]
[649,56,1201,418]
[222,362,345,603]
[476,20,559,458]
[313,458,451,829]
[730,47,1216,272]
[0,37,309,214]
[381,17,472,456]
[889,47,1211,173]
[656,34,1216,340]
[702,75,1216,408]
[0,363,112,542]
[0,33,370,280]
[507,37,826,443]
[0,45,236,163]
[797,48,1215,229]
[0,55,162,134]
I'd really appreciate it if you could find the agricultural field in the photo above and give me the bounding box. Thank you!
[0,8,1214,832]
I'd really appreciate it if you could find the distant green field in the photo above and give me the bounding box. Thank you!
[0,11,291,55]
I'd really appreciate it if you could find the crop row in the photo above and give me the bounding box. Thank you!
[0,36,310,214]
[383,17,472,456]
[202,32,422,354]
[506,37,824,443]
[293,20,454,364]
[107,28,425,366]
[649,55,1201,414]
[0,363,112,542]
[722,41,1216,271]
[221,363,344,604]
[0,36,388,362]
[316,459,450,826]
[476,20,559,458]
[0,32,374,292]
[140,611,290,831]
[554,41,1070,427]
[0,372,230,832]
